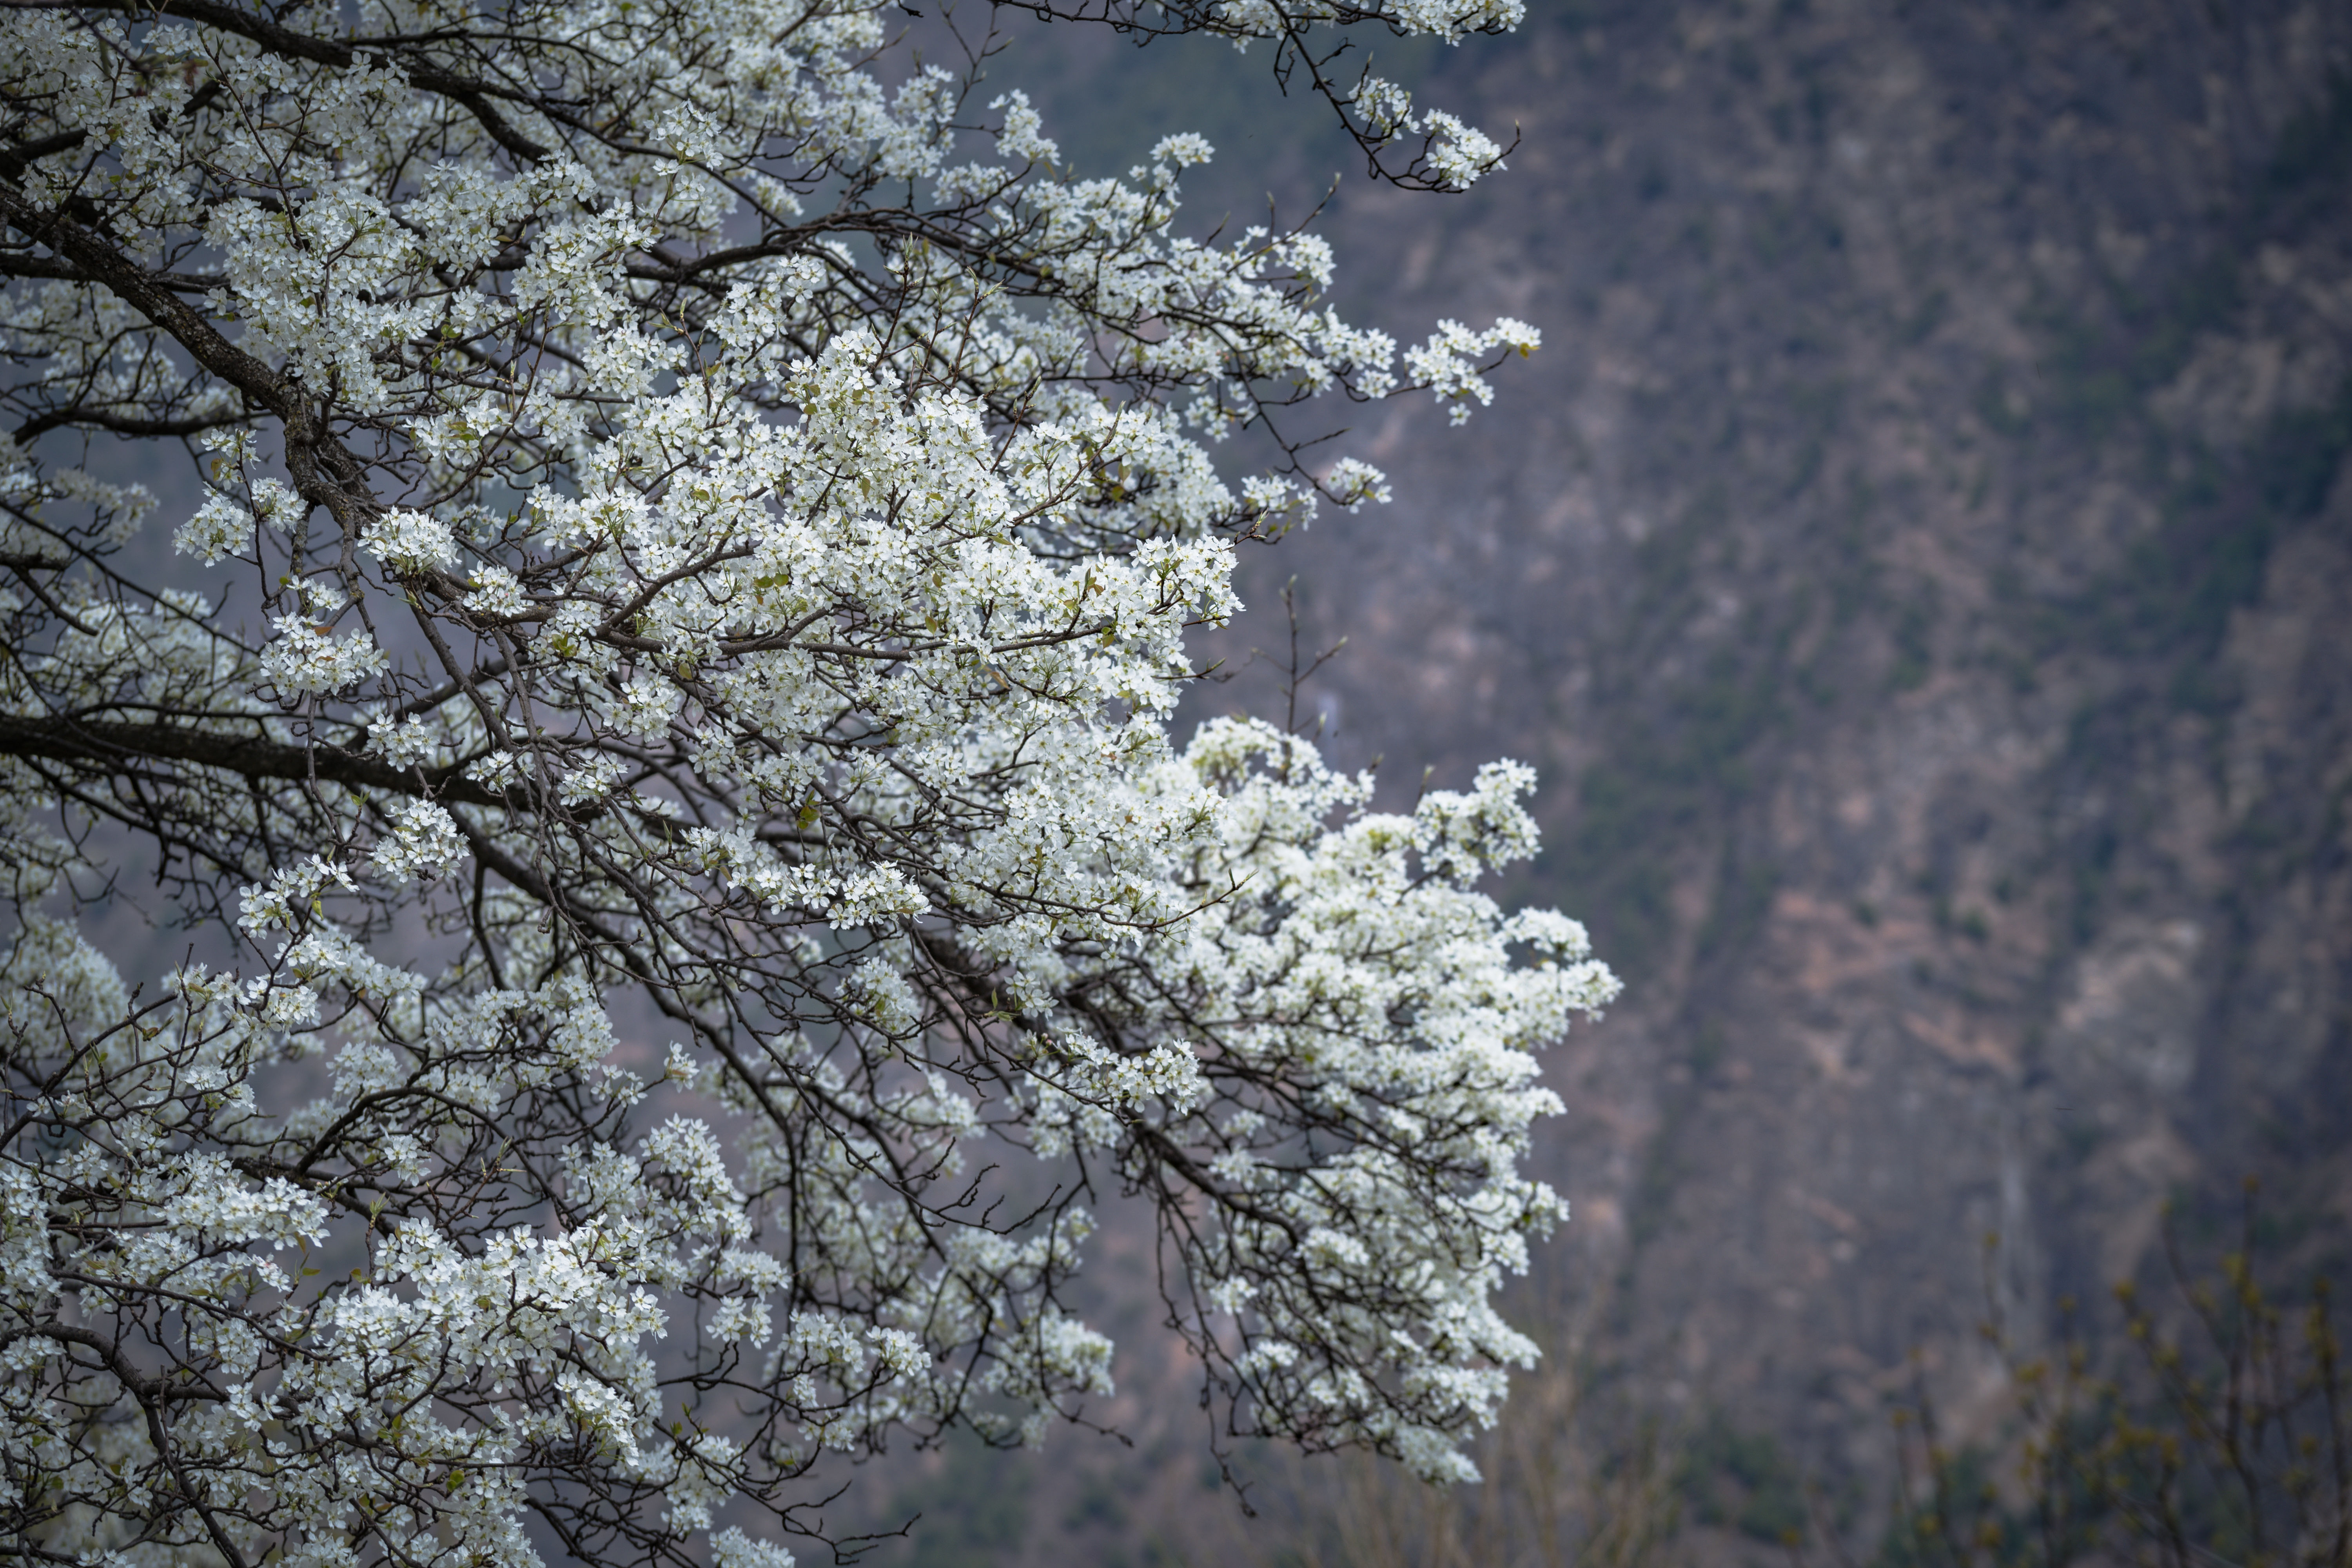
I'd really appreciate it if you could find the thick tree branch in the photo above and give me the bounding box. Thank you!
[0,128,88,185]
[0,252,224,291]
[0,178,384,534]
[13,406,244,443]
[5,0,556,163]
[0,713,521,809]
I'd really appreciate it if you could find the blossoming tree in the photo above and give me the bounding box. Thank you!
[0,1,1619,1563]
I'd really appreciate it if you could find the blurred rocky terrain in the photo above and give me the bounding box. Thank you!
[880,1,2352,1560]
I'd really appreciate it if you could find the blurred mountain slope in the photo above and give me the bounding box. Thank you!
[992,0,2352,1533]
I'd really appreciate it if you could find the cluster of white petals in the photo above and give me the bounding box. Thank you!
[0,1,1611,1563]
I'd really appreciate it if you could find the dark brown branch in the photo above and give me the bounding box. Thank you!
[13,406,245,443]
[0,178,387,535]
[0,185,294,420]
[0,128,88,185]
[0,253,222,290]
[0,1322,252,1568]
[5,0,555,163]
[0,713,520,809]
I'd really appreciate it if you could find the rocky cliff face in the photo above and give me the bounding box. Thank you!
[1147,0,2352,1520]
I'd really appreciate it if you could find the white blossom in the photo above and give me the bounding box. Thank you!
[0,1,1602,1560]
[360,508,459,573]
[370,799,466,884]
[260,613,390,695]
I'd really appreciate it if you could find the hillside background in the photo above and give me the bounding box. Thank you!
[860,2,2352,1563]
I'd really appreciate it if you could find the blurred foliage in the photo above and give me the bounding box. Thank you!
[1859,1183,2350,1568]
[1137,1182,2349,1568]
[1681,1414,1811,1546]
[1252,1311,1684,1568]
[877,1429,1036,1568]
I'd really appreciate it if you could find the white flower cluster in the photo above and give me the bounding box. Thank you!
[1136,720,1621,1480]
[369,799,466,884]
[1345,71,1515,191]
[0,0,1606,1561]
[360,508,458,573]
[260,612,391,697]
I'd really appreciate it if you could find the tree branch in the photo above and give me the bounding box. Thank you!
[4,0,555,163]
[0,713,520,809]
